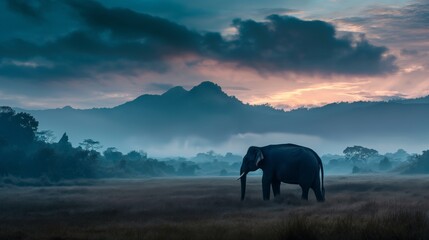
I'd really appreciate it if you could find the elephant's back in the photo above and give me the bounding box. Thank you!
[264,143,312,153]
[264,144,312,156]
[263,144,320,183]
[263,144,319,165]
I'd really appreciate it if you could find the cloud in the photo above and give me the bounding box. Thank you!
[204,15,397,75]
[0,0,201,81]
[401,49,419,56]
[0,0,397,83]
[64,0,201,50]
[338,0,429,50]
[0,30,173,80]
[5,0,51,20]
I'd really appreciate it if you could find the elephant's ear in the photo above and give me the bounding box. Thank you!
[255,149,264,167]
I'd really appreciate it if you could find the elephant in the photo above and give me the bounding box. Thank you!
[238,144,325,202]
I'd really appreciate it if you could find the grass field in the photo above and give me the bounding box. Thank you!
[1,175,428,240]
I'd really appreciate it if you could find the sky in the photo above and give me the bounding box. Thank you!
[0,0,428,110]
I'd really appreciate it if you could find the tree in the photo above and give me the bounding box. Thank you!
[32,147,58,179]
[343,146,378,165]
[379,157,392,171]
[58,133,69,145]
[0,110,102,180]
[103,147,123,162]
[403,150,429,174]
[385,149,410,162]
[125,150,147,161]
[0,106,38,146]
[79,139,102,151]
[14,112,38,132]
[58,132,72,149]
[0,106,15,117]
[36,130,56,143]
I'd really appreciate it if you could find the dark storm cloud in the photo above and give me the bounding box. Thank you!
[0,0,397,82]
[0,30,172,80]
[64,0,201,50]
[0,0,201,80]
[5,0,51,20]
[203,15,397,75]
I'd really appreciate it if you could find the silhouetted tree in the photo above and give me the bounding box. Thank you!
[0,107,103,180]
[119,159,126,169]
[103,147,123,162]
[57,132,72,151]
[343,146,378,165]
[125,150,147,161]
[0,106,38,147]
[0,107,39,176]
[36,130,56,143]
[58,133,69,145]
[79,139,102,151]
[32,147,58,179]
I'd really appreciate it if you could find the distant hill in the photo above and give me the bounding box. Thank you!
[17,81,429,155]
[20,82,283,148]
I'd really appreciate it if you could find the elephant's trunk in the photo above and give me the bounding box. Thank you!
[240,168,247,201]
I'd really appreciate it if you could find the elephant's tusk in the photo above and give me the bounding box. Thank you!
[237,172,246,180]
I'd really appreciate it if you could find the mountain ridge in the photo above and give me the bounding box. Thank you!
[13,81,429,155]
[16,81,428,112]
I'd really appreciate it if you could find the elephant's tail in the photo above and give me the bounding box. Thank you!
[315,153,325,199]
[320,157,325,199]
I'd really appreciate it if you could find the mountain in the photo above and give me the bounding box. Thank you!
[18,81,429,155]
[21,82,283,149]
[108,81,284,139]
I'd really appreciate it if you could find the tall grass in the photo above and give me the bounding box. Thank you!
[0,175,428,240]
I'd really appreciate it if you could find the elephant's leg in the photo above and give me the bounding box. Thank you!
[262,174,271,200]
[300,184,310,200]
[299,174,311,200]
[311,175,325,202]
[272,179,281,197]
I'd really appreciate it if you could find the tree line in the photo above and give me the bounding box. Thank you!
[0,106,206,180]
[324,145,429,174]
[1,106,428,182]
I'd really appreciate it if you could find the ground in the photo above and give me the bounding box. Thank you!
[0,175,428,240]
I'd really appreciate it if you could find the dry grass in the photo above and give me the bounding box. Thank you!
[0,175,428,240]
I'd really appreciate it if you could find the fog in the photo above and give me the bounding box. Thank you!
[92,132,423,158]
